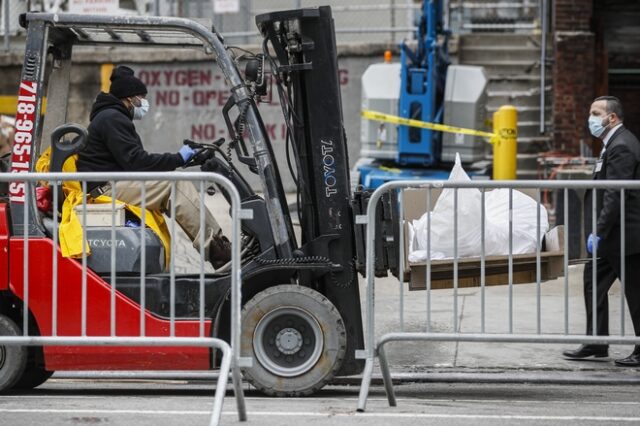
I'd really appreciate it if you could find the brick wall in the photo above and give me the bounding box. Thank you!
[552,33,595,153]
[554,0,592,31]
[552,0,595,154]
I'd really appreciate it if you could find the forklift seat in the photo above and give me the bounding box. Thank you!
[49,123,88,211]
[43,123,166,275]
[39,123,87,233]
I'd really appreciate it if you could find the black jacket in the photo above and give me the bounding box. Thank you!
[584,125,640,256]
[76,93,184,188]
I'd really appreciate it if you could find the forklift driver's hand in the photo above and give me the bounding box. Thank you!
[179,145,196,164]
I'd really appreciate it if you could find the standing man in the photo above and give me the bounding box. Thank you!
[76,65,231,269]
[563,96,640,366]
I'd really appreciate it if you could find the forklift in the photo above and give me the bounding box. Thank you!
[0,7,399,395]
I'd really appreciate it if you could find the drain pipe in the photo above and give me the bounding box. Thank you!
[443,0,450,32]
[539,0,548,134]
[3,0,9,51]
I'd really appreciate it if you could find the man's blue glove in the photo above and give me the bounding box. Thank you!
[587,234,601,254]
[179,145,196,163]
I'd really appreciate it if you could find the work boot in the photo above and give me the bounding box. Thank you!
[209,231,232,270]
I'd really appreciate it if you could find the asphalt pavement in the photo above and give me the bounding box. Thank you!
[1,380,639,425]
[374,263,640,374]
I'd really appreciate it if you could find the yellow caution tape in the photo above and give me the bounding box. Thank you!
[361,109,499,144]
[378,165,402,173]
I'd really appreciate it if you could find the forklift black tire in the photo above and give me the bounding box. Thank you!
[241,285,346,396]
[0,315,28,393]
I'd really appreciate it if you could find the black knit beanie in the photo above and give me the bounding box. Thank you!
[109,66,147,98]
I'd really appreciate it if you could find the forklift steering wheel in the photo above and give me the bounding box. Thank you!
[49,123,88,180]
[51,124,88,155]
[182,148,215,168]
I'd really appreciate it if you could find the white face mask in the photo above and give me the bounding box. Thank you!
[132,97,149,120]
[588,114,608,138]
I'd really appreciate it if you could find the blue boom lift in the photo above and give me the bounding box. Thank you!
[357,0,489,189]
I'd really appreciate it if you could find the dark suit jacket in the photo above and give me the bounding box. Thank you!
[584,125,640,256]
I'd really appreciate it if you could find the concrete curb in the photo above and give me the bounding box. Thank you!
[52,369,640,385]
[334,371,640,385]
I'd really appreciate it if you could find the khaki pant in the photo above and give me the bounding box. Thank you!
[107,180,222,258]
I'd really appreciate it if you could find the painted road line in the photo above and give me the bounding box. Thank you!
[1,409,640,422]
[1,395,639,406]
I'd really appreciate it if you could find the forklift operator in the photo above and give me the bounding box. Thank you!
[76,65,231,269]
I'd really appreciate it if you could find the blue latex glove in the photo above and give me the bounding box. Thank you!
[179,145,196,163]
[587,234,601,254]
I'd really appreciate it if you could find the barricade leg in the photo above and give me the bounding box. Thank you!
[356,357,375,412]
[232,363,247,421]
[210,342,232,426]
[378,343,397,407]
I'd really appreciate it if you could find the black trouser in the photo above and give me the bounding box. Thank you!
[583,253,640,346]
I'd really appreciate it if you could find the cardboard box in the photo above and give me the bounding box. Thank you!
[403,188,564,291]
[74,203,125,227]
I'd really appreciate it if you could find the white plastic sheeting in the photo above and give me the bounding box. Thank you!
[408,154,549,262]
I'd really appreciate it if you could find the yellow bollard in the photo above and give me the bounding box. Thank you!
[492,105,518,180]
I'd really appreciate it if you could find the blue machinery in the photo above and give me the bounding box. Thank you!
[397,0,449,166]
[358,0,475,189]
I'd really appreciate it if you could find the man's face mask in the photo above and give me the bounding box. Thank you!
[131,96,149,120]
[588,114,610,138]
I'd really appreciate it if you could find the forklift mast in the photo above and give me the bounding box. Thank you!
[256,7,364,375]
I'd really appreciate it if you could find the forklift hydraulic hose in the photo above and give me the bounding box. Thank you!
[254,255,332,266]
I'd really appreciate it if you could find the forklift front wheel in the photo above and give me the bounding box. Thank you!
[241,285,346,396]
[0,315,28,393]
[13,352,54,390]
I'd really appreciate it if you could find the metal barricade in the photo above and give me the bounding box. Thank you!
[356,179,640,412]
[0,171,249,426]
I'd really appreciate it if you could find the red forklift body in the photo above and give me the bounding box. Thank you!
[0,204,9,291]
[8,236,211,370]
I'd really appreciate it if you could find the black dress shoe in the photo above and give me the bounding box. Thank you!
[562,345,608,359]
[615,348,640,366]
